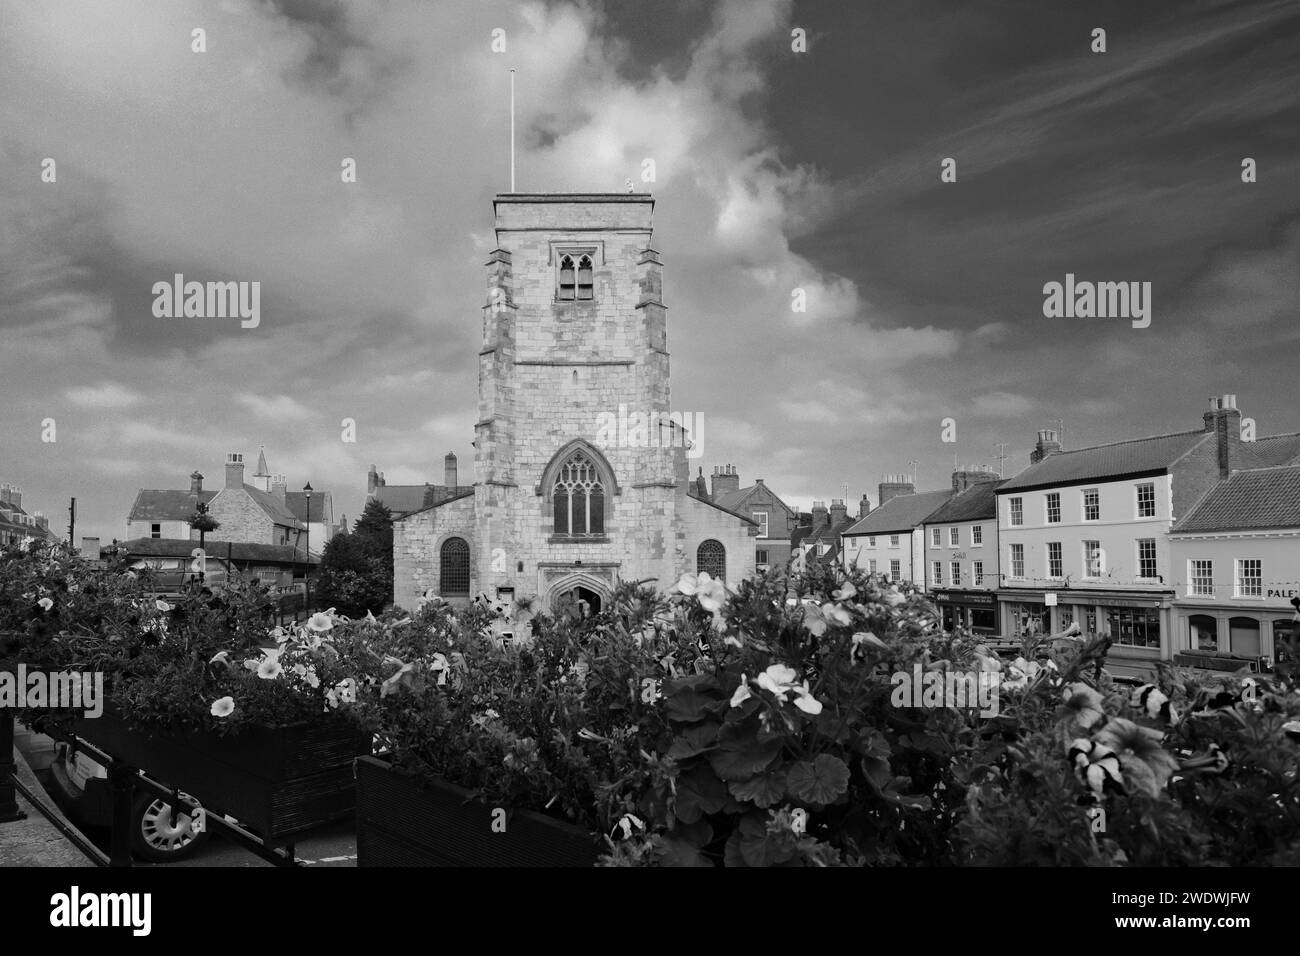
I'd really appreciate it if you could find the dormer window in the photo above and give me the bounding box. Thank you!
[557,252,594,301]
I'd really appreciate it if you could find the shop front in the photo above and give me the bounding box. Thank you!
[932,589,999,635]
[1173,584,1300,670]
[998,588,1174,678]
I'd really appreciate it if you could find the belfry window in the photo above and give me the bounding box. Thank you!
[557,253,594,301]
[576,254,593,299]
[553,449,605,535]
[558,255,575,300]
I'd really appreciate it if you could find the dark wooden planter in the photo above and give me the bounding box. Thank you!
[355,755,602,867]
[71,710,369,840]
[1173,651,1265,673]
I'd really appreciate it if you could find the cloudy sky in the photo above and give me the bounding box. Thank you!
[1,0,1297,543]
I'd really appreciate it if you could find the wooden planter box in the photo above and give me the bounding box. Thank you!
[71,710,369,841]
[355,755,602,867]
[1173,651,1265,673]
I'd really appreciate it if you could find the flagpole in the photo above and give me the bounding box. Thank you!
[509,68,516,193]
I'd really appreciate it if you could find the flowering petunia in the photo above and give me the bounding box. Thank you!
[155,599,172,613]
[257,657,284,680]
[210,696,235,718]
[306,612,334,633]
[37,597,53,612]
[1062,683,1106,731]
[1094,718,1180,797]
[831,580,857,602]
[1067,737,1124,796]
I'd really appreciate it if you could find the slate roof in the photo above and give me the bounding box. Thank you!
[843,489,954,535]
[391,487,476,521]
[923,480,1005,524]
[118,537,319,564]
[997,430,1210,492]
[1171,466,1300,533]
[285,490,329,524]
[373,485,464,516]
[128,490,218,522]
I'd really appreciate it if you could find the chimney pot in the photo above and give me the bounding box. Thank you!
[444,451,458,488]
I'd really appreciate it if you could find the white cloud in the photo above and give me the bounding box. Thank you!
[235,393,312,421]
[64,382,142,408]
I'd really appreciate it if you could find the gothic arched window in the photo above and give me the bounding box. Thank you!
[439,537,470,595]
[553,449,605,536]
[697,540,726,580]
[576,254,593,300]
[558,255,576,300]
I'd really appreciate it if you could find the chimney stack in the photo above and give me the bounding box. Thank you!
[1030,429,1062,464]
[224,453,245,490]
[445,452,458,488]
[811,499,829,527]
[8,486,21,511]
[367,464,379,495]
[877,473,915,507]
[951,466,1001,493]
[0,484,9,506]
[1211,394,1241,478]
[710,464,740,498]
[189,471,204,497]
[271,474,287,503]
[859,493,872,517]
[829,498,848,526]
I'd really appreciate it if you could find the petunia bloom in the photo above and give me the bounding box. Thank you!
[37,597,53,612]
[306,612,334,633]
[257,658,284,680]
[210,697,235,718]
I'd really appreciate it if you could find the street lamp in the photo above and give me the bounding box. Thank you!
[302,482,313,617]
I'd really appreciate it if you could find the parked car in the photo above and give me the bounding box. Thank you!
[129,554,230,597]
[48,739,211,862]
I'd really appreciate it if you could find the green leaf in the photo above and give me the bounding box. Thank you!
[657,836,713,867]
[667,724,719,760]
[786,754,851,805]
[737,811,798,867]
[663,685,725,724]
[728,767,787,808]
[708,739,782,781]
[674,763,730,824]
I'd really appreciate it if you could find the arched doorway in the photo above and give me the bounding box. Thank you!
[547,575,610,621]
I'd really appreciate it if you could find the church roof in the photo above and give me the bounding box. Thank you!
[391,487,475,521]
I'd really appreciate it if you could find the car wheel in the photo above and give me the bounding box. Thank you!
[130,790,210,862]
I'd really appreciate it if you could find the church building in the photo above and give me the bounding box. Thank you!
[392,193,756,614]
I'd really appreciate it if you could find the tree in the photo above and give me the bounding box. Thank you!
[315,500,393,616]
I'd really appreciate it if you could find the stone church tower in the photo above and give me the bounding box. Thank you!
[392,193,756,613]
